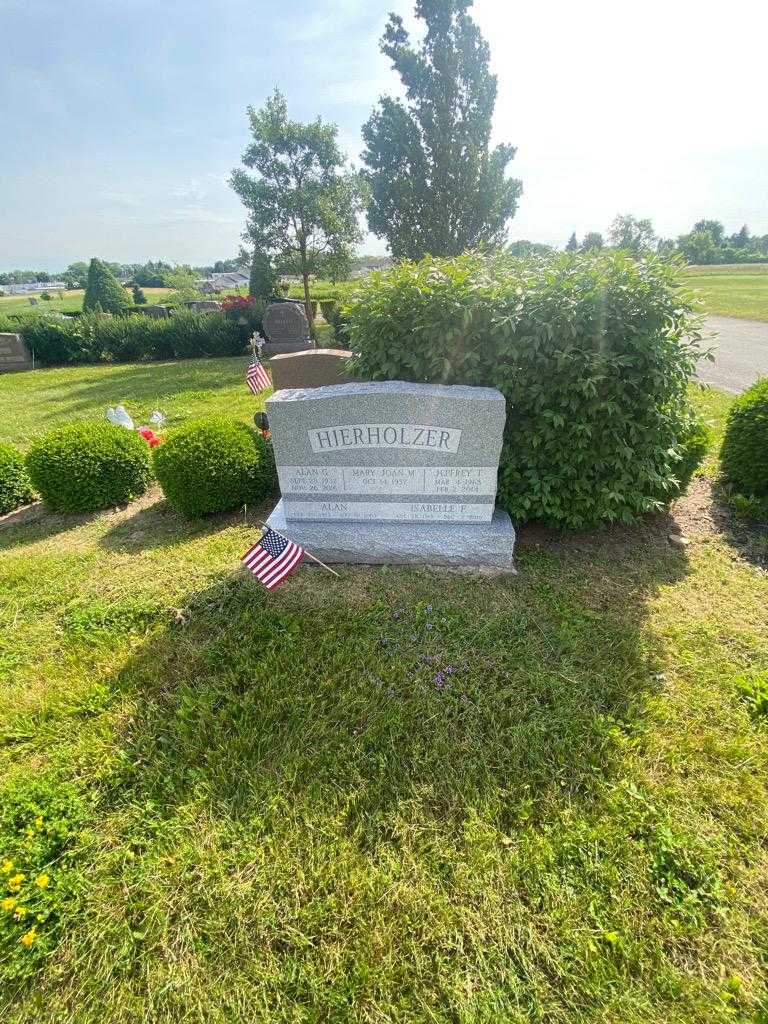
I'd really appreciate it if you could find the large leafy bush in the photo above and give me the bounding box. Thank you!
[82,258,132,314]
[348,251,705,528]
[26,422,152,513]
[0,443,35,515]
[152,417,275,518]
[720,378,768,514]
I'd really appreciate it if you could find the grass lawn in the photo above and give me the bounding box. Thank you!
[0,288,173,317]
[683,264,768,322]
[1,361,768,1021]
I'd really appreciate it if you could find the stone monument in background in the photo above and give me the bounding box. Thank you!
[269,349,360,391]
[0,333,33,373]
[265,380,515,568]
[262,301,312,357]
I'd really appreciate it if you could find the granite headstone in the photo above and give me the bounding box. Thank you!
[0,333,32,373]
[269,348,359,391]
[137,305,170,319]
[262,301,312,356]
[265,381,515,568]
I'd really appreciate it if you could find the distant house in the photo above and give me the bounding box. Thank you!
[198,270,250,294]
[4,281,67,294]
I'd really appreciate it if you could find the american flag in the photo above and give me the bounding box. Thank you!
[246,357,271,395]
[241,527,305,590]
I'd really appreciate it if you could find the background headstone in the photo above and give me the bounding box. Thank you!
[136,305,170,319]
[262,301,312,356]
[265,380,515,568]
[184,300,221,313]
[269,349,360,391]
[0,333,33,373]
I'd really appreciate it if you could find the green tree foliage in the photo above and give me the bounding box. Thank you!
[608,215,657,254]
[677,230,717,265]
[693,219,725,245]
[132,285,147,305]
[0,442,35,515]
[731,224,750,248]
[164,266,200,302]
[581,231,604,251]
[565,232,578,252]
[249,252,279,300]
[361,0,521,260]
[347,251,705,529]
[506,240,553,257]
[721,378,768,499]
[231,90,366,328]
[82,258,132,314]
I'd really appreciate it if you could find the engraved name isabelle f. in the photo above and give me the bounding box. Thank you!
[308,423,462,454]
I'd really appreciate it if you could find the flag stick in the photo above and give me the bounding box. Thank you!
[257,520,340,578]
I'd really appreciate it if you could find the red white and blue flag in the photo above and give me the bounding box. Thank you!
[241,527,305,590]
[246,357,271,395]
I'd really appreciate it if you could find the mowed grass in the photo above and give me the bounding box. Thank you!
[1,362,768,1021]
[683,264,768,321]
[0,288,172,316]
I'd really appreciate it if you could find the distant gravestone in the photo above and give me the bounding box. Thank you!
[0,333,32,373]
[265,380,515,567]
[28,297,38,307]
[137,305,170,319]
[269,349,359,391]
[262,301,311,356]
[184,300,221,313]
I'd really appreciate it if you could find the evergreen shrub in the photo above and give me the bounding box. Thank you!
[152,417,275,518]
[0,442,35,515]
[26,422,152,513]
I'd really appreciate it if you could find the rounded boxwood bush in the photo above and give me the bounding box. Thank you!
[347,251,706,529]
[721,378,768,498]
[0,442,35,515]
[152,417,275,518]
[25,422,152,513]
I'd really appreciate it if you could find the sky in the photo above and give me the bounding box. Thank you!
[1,0,766,272]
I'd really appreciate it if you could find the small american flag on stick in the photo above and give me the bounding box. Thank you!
[246,356,271,395]
[241,527,305,590]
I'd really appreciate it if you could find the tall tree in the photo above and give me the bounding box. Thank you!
[693,219,725,246]
[82,258,132,314]
[361,0,521,260]
[231,91,366,327]
[731,224,750,248]
[565,232,578,252]
[608,214,657,254]
[580,231,604,251]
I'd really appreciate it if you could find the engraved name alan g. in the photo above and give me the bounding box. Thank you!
[308,423,461,454]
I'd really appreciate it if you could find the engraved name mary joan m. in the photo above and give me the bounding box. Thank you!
[308,423,462,454]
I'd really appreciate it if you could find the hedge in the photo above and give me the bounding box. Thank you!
[6,304,265,367]
[152,417,276,518]
[0,442,35,515]
[720,378,768,517]
[26,422,152,513]
[347,251,706,529]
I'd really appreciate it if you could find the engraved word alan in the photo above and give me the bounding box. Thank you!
[308,422,461,454]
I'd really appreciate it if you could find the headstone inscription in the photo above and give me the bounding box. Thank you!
[269,348,359,391]
[265,381,516,568]
[0,333,32,373]
[262,301,312,356]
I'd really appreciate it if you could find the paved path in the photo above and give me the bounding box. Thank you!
[697,316,768,393]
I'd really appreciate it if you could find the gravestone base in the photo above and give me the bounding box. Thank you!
[263,341,314,358]
[266,499,516,569]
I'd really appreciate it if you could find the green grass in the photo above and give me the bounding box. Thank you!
[0,288,172,317]
[1,363,768,1021]
[683,264,768,321]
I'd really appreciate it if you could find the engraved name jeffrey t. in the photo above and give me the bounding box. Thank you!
[308,423,462,454]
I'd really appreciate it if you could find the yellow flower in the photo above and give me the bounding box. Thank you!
[1,897,16,912]
[7,873,25,892]
[34,817,43,830]
[20,927,37,947]
[1,859,13,874]
[13,906,27,919]
[35,874,50,889]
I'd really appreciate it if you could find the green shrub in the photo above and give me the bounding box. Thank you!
[26,422,152,513]
[16,308,259,366]
[670,415,711,498]
[0,443,35,515]
[82,258,132,314]
[720,378,768,499]
[152,417,275,518]
[347,251,705,529]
